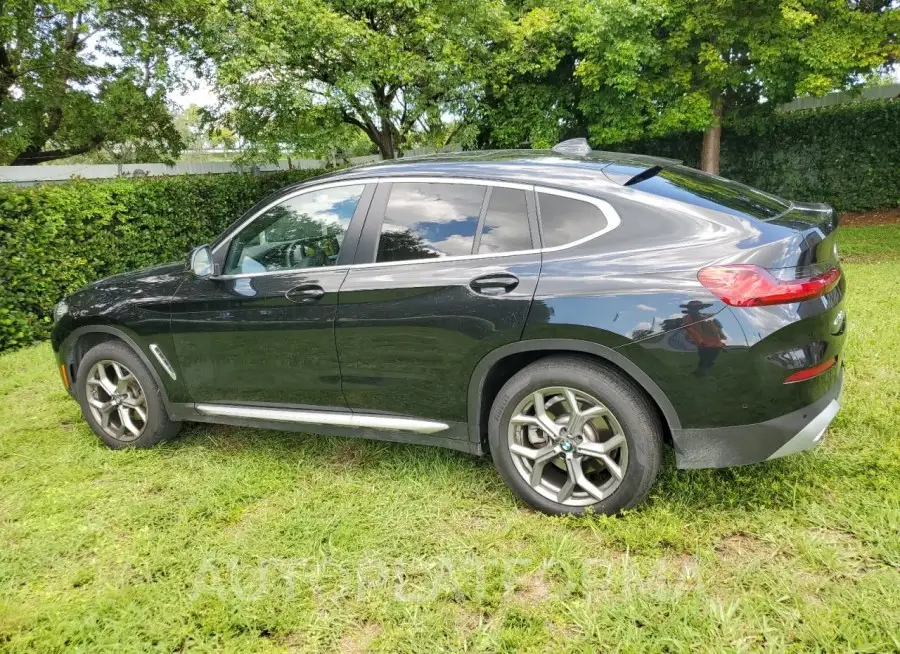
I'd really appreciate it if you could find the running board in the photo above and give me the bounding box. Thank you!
[195,404,449,434]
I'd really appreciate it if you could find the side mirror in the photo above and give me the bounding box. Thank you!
[187,245,214,278]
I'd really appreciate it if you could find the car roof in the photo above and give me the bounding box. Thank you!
[213,149,679,252]
[289,149,678,195]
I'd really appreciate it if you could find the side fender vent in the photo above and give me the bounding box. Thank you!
[149,344,177,380]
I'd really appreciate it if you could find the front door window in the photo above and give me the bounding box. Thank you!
[224,185,366,274]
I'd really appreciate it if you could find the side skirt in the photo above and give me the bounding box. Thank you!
[167,403,478,455]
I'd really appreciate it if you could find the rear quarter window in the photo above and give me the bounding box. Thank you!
[630,165,790,221]
[537,192,608,248]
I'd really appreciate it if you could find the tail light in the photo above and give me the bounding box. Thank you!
[698,264,841,307]
[783,356,838,383]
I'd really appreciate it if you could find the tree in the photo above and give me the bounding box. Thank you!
[195,0,517,159]
[173,104,205,150]
[475,5,586,149]
[570,0,899,173]
[0,0,190,166]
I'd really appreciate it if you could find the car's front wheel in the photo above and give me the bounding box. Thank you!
[488,356,663,515]
[76,340,181,449]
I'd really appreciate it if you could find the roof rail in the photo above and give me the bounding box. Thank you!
[551,138,592,156]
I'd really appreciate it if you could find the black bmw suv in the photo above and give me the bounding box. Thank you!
[51,141,846,515]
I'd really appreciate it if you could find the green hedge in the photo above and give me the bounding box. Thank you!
[605,99,900,213]
[0,169,323,353]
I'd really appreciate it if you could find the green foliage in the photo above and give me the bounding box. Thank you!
[478,0,898,167]
[574,0,897,141]
[195,0,520,160]
[0,0,198,165]
[603,99,900,212]
[0,169,322,352]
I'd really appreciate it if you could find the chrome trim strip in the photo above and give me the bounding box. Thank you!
[209,177,623,281]
[195,404,450,434]
[767,399,840,460]
[149,344,177,381]
[211,247,545,280]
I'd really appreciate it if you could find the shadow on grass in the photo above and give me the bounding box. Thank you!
[649,448,824,513]
[162,420,824,517]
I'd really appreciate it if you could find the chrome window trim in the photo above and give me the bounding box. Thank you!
[533,186,621,251]
[211,179,371,255]
[209,176,622,280]
[210,246,545,280]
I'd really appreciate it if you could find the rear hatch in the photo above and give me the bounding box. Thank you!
[767,201,840,270]
[610,163,792,221]
[619,162,845,414]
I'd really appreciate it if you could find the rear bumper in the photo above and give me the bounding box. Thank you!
[672,368,843,469]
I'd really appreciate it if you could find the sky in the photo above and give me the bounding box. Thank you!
[167,69,218,110]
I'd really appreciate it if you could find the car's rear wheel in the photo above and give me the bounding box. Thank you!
[76,340,181,449]
[488,356,663,515]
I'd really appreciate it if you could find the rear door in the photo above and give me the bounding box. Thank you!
[170,181,374,409]
[335,178,542,429]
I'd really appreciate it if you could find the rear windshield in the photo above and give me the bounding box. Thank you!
[630,165,790,220]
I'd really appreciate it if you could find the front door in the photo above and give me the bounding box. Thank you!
[335,179,542,429]
[171,182,373,409]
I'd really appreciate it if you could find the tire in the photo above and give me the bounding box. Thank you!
[488,355,663,516]
[75,340,181,449]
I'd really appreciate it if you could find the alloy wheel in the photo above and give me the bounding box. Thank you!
[507,386,629,507]
[85,360,148,442]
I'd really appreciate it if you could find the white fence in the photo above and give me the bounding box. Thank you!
[0,154,385,187]
[0,146,457,186]
[777,83,900,112]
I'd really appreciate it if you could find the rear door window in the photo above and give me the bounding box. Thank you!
[629,165,790,220]
[476,187,532,254]
[376,182,485,262]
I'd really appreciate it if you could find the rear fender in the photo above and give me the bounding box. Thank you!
[466,338,682,451]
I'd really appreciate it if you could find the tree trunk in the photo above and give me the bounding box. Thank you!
[340,113,397,160]
[700,99,724,174]
[377,129,395,159]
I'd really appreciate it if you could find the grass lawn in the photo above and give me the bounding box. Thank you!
[1,227,899,652]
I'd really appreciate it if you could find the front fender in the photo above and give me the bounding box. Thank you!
[56,324,186,409]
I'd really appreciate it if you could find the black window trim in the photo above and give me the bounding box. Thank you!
[211,176,622,279]
[471,185,493,255]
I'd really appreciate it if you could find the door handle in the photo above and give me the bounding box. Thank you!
[286,284,325,303]
[469,273,519,295]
